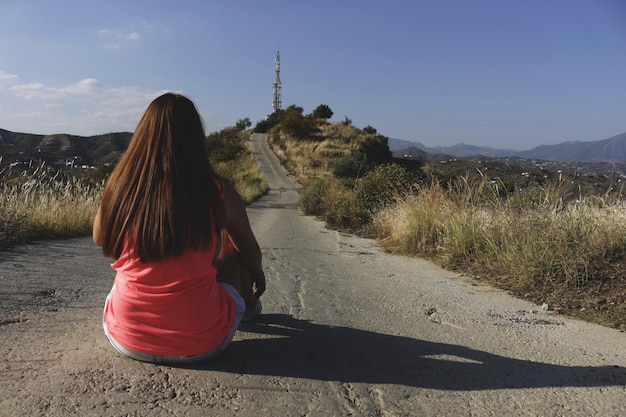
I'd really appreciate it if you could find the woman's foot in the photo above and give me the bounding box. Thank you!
[242,299,262,322]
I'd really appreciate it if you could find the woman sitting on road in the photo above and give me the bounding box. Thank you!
[93,92,265,364]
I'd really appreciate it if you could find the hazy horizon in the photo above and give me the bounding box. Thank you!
[1,1,625,150]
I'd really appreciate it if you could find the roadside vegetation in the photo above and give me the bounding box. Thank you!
[206,117,268,203]
[0,166,102,249]
[256,104,626,329]
[0,119,267,249]
[3,104,625,328]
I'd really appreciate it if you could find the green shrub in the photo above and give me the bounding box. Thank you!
[300,179,331,216]
[332,152,368,180]
[254,109,284,133]
[206,127,246,163]
[354,164,413,219]
[280,105,320,140]
[300,178,369,229]
[359,134,392,164]
[326,193,362,229]
[310,104,334,120]
[300,164,416,230]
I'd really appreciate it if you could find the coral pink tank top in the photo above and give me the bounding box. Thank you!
[103,182,235,356]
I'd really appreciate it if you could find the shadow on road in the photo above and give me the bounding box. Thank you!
[194,313,625,391]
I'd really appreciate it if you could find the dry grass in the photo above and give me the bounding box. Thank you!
[273,121,626,328]
[375,185,626,283]
[0,166,102,247]
[373,179,626,328]
[268,123,366,186]
[213,151,268,204]
[0,135,268,249]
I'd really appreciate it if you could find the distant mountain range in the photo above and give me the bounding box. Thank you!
[389,132,626,163]
[0,129,132,169]
[2,127,625,173]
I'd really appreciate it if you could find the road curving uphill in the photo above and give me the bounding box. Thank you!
[0,133,625,416]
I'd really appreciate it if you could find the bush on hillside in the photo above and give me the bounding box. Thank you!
[354,164,414,219]
[299,178,367,229]
[363,125,377,135]
[206,127,246,163]
[326,191,367,230]
[300,164,417,231]
[235,117,252,131]
[281,105,320,140]
[359,135,392,164]
[332,152,369,181]
[254,109,284,133]
[300,179,332,216]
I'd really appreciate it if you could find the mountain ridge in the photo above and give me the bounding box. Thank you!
[0,128,132,169]
[390,132,626,163]
[2,127,626,171]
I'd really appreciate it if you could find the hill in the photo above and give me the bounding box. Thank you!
[516,132,626,162]
[0,129,132,171]
[4,126,624,174]
[268,117,626,331]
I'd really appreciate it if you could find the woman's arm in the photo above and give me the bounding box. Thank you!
[93,206,104,248]
[222,182,265,298]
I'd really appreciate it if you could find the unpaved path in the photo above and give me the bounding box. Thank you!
[0,133,625,416]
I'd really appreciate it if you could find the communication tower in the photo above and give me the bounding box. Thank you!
[272,50,282,112]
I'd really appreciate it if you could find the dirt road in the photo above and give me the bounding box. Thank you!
[1,133,625,416]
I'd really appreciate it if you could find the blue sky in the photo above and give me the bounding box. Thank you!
[0,0,625,150]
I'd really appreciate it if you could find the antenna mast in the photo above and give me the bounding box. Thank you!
[272,50,282,112]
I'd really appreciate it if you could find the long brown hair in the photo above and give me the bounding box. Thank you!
[99,93,225,261]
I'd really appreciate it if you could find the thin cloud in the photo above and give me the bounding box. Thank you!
[98,28,141,49]
[14,111,50,119]
[9,79,100,101]
[98,20,166,48]
[8,76,165,106]
[98,28,142,41]
[0,71,19,88]
[0,71,170,135]
[9,82,48,100]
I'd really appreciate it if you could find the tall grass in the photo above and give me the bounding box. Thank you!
[373,178,626,292]
[300,164,415,231]
[213,151,268,204]
[0,135,268,249]
[270,118,626,324]
[0,165,102,248]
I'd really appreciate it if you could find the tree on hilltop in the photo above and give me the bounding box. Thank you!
[235,117,252,132]
[363,125,377,135]
[281,105,319,139]
[311,104,333,120]
[254,109,284,133]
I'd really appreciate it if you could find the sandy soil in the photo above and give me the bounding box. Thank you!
[0,133,625,416]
